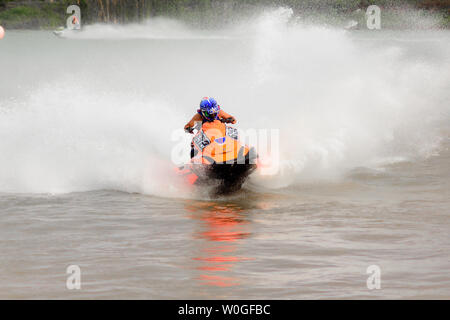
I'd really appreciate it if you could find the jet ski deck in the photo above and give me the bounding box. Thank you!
[176,119,258,195]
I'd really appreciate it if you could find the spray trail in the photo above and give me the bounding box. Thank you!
[0,8,448,195]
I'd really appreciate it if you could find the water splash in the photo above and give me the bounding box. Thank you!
[0,8,448,195]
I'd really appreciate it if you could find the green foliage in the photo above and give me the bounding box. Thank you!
[333,0,361,11]
[0,0,13,7]
[0,6,40,20]
[442,13,450,28]
[0,4,64,28]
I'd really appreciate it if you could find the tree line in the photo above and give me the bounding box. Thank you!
[0,0,448,28]
[50,0,450,24]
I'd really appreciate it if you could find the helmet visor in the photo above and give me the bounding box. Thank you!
[202,110,216,120]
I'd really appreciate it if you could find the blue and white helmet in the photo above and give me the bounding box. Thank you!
[199,97,220,121]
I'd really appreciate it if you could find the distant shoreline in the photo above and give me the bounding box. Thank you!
[1,0,449,30]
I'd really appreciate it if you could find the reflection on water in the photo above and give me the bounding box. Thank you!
[185,201,252,287]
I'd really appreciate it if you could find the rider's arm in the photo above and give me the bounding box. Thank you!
[218,109,236,124]
[184,113,202,131]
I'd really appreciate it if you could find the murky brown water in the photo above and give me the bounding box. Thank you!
[0,146,448,299]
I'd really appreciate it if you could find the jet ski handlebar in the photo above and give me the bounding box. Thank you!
[185,118,234,133]
[220,117,234,124]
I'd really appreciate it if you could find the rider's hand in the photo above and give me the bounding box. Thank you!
[184,124,193,134]
[227,117,236,124]
[222,117,236,124]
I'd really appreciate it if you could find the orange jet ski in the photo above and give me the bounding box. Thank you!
[176,118,258,195]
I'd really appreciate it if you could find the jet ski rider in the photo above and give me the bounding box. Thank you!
[72,16,80,29]
[184,97,236,134]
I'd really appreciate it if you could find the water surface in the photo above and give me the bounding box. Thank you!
[0,22,449,299]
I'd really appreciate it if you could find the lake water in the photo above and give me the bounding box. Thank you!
[0,14,449,299]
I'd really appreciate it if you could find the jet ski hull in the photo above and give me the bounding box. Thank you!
[176,120,258,195]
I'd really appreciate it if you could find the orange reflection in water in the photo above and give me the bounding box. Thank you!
[185,201,252,287]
